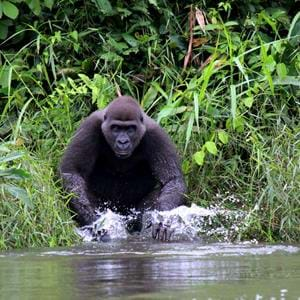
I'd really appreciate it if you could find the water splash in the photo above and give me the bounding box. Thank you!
[76,204,247,243]
[76,209,128,242]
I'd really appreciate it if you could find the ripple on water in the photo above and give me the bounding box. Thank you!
[24,242,299,259]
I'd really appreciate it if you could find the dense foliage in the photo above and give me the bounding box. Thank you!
[0,0,299,249]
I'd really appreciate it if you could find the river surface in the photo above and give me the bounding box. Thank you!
[0,240,299,300]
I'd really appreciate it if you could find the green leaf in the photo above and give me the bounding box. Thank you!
[157,106,174,122]
[148,0,158,7]
[78,73,92,88]
[265,55,276,72]
[100,52,123,62]
[122,33,139,47]
[193,151,205,166]
[204,24,222,31]
[276,63,287,78]
[274,76,300,87]
[0,66,10,88]
[0,144,10,152]
[218,131,229,144]
[224,21,239,27]
[2,1,19,19]
[108,38,128,51]
[182,159,191,174]
[233,116,245,133]
[233,57,249,84]
[0,168,30,180]
[0,21,9,40]
[69,30,78,42]
[288,11,300,39]
[184,112,194,153]
[1,184,33,209]
[0,151,25,163]
[26,0,41,15]
[93,0,113,15]
[205,141,218,155]
[151,82,169,100]
[142,86,158,110]
[44,0,54,9]
[243,96,254,108]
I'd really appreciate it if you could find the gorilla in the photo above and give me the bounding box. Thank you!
[60,96,186,239]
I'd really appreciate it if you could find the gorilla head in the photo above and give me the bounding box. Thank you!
[101,96,146,159]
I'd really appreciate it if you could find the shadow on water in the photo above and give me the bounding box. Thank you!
[0,240,299,300]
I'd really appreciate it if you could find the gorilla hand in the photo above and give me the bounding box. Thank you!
[151,221,174,241]
[125,213,143,234]
[92,228,111,242]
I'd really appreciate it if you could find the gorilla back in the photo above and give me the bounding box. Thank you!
[60,96,186,226]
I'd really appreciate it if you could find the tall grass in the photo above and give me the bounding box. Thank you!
[0,0,299,248]
[0,143,79,250]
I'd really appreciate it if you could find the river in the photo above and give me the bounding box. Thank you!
[0,240,299,300]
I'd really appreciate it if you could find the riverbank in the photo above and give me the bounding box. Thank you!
[0,1,299,249]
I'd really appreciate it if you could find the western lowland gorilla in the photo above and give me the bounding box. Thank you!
[59,96,186,240]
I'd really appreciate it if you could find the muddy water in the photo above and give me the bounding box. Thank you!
[0,241,299,300]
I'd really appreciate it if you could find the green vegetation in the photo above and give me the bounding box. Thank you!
[0,0,299,249]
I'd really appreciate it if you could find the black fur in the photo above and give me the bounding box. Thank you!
[60,96,186,226]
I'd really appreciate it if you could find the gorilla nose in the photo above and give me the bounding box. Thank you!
[117,140,130,150]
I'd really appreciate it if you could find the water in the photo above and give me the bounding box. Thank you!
[77,204,247,242]
[0,241,299,300]
[0,205,299,299]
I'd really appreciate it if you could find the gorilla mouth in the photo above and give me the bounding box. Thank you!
[114,144,132,159]
[115,151,131,159]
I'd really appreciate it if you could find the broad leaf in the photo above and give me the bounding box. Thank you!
[276,63,287,78]
[122,33,139,47]
[218,131,229,144]
[44,0,54,9]
[193,151,205,166]
[26,0,41,15]
[1,184,33,209]
[243,96,254,108]
[0,151,25,163]
[205,141,218,155]
[0,168,30,180]
[94,0,113,15]
[2,1,19,19]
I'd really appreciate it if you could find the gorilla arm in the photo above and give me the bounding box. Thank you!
[137,118,186,241]
[59,111,103,225]
[144,117,186,211]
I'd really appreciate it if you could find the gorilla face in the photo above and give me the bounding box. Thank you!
[109,122,138,158]
[101,97,146,159]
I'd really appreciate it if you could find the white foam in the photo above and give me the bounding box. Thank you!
[76,204,247,242]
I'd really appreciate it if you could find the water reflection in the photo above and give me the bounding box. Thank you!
[0,242,299,300]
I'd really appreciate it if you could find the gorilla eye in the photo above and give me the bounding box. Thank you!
[111,125,121,134]
[127,126,136,135]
